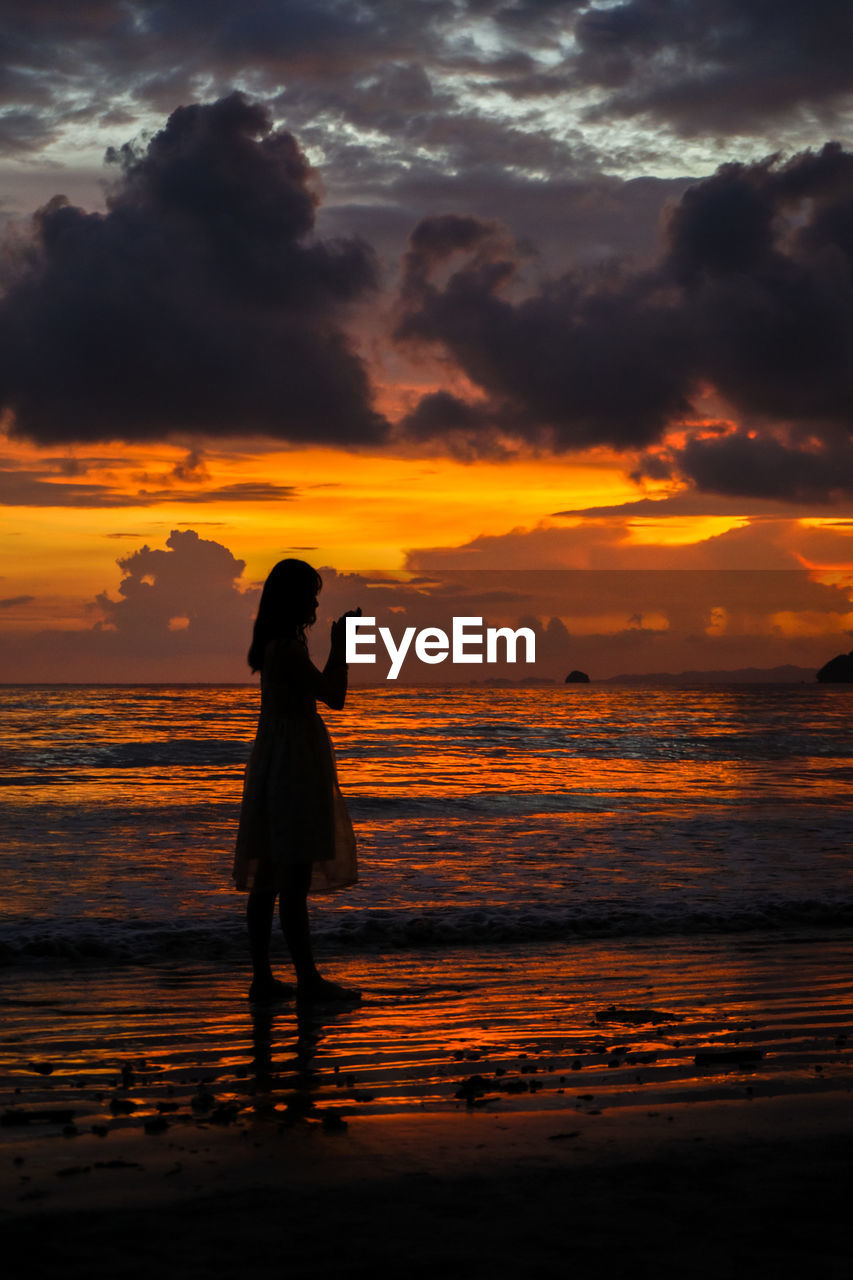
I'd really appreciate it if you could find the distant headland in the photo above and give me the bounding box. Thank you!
[600,664,817,685]
[816,650,853,683]
[430,657,853,687]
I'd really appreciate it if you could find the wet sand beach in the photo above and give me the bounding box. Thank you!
[3,1098,853,1280]
[2,934,852,1278]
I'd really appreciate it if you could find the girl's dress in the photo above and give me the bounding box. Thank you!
[233,636,357,894]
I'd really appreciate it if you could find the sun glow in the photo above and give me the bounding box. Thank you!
[622,517,750,546]
[0,435,640,625]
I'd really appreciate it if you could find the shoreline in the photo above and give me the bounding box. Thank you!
[3,932,852,1276]
[4,1093,852,1278]
[4,1088,853,1208]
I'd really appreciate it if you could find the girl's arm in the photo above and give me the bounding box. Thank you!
[269,621,350,710]
[320,616,349,710]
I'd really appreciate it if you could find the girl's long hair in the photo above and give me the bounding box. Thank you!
[248,559,323,673]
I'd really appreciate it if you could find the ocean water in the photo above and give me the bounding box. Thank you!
[1,683,852,1126]
[1,682,851,962]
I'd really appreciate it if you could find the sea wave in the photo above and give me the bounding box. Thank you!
[4,720,851,778]
[2,899,851,967]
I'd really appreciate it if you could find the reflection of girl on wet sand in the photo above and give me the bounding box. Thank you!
[234,558,359,1004]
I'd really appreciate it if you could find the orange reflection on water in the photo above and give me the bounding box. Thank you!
[3,938,852,1138]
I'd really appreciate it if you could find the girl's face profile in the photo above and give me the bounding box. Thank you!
[296,590,318,626]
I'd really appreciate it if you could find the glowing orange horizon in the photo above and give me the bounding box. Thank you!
[2,429,852,653]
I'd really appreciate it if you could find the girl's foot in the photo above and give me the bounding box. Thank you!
[297,976,361,1004]
[248,977,297,1003]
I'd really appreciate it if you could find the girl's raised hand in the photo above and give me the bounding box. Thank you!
[331,607,362,655]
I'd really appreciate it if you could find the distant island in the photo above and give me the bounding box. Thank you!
[447,658,853,688]
[602,664,816,685]
[816,650,853,682]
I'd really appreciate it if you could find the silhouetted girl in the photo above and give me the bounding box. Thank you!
[234,559,358,1002]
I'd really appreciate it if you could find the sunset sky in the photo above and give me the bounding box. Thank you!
[1,1,852,680]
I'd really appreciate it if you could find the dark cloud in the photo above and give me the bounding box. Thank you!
[0,107,59,154]
[0,594,34,608]
[0,93,386,446]
[2,0,851,185]
[0,470,134,507]
[495,0,589,28]
[572,0,853,133]
[2,10,852,504]
[398,390,520,461]
[0,4,143,153]
[170,448,208,483]
[0,464,296,507]
[665,432,853,504]
[315,174,690,319]
[400,389,493,435]
[661,147,853,426]
[395,212,693,451]
[138,482,297,504]
[395,144,853,500]
[0,1,454,148]
[147,0,455,78]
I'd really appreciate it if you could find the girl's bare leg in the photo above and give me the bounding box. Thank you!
[247,887,275,985]
[280,863,360,1002]
[247,886,295,1000]
[279,863,320,986]
[245,880,289,998]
